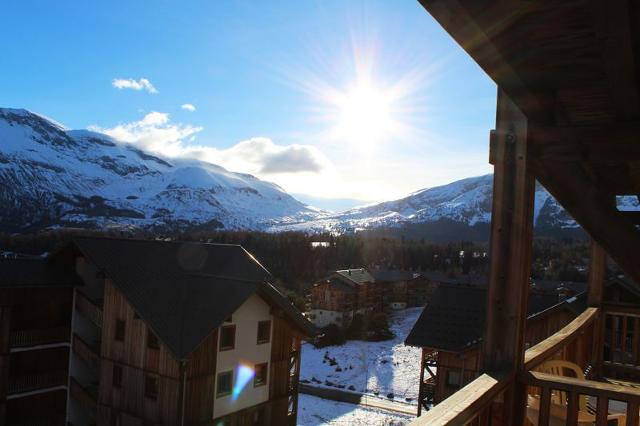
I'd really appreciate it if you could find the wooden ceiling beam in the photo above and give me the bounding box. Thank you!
[530,160,640,284]
[418,0,552,124]
[528,124,640,162]
[591,0,640,119]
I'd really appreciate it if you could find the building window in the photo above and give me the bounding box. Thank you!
[219,325,236,351]
[144,375,159,400]
[112,364,123,388]
[115,319,126,341]
[254,362,268,387]
[147,327,160,350]
[216,370,233,398]
[257,320,271,344]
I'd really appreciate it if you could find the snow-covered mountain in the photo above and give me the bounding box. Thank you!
[0,108,323,233]
[269,174,611,238]
[2,107,636,239]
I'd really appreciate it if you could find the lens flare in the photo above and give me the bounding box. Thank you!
[232,363,255,401]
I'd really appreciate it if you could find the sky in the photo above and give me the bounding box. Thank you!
[1,0,496,211]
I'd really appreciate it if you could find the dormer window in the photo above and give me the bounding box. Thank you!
[257,320,271,344]
[147,327,160,350]
[219,325,236,351]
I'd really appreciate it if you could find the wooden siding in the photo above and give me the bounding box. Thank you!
[97,280,180,425]
[184,329,218,423]
[268,313,301,425]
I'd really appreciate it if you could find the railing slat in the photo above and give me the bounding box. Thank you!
[539,386,551,426]
[566,391,579,426]
[633,318,640,365]
[596,396,609,426]
[627,400,639,426]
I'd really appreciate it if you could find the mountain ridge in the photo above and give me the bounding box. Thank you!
[3,107,636,239]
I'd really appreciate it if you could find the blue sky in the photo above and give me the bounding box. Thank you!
[1,0,496,210]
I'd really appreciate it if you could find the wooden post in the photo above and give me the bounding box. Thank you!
[418,348,426,417]
[483,88,535,424]
[588,240,607,379]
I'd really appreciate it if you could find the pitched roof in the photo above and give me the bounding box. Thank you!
[371,269,422,282]
[404,284,585,352]
[0,257,80,288]
[70,237,315,360]
[334,268,375,285]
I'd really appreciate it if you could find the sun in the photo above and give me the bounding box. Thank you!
[335,80,395,145]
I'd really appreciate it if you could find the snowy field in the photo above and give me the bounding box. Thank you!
[300,307,425,403]
[297,394,412,426]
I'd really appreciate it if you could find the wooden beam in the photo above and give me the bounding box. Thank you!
[592,0,640,119]
[418,0,550,124]
[529,124,640,162]
[588,241,607,306]
[530,160,640,284]
[483,89,534,425]
[619,210,640,225]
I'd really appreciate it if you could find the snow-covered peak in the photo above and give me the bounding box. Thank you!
[0,107,322,233]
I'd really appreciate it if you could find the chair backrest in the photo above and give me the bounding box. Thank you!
[538,360,588,412]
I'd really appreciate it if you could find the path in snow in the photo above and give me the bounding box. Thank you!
[300,307,425,404]
[297,394,412,426]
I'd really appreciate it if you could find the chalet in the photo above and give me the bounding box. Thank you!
[405,282,591,411]
[308,268,435,328]
[0,237,315,426]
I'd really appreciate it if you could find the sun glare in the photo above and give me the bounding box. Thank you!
[335,80,395,145]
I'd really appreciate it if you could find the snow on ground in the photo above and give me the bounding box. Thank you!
[300,307,425,404]
[297,394,412,426]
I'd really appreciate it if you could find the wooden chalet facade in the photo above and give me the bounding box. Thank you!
[308,268,435,329]
[1,237,315,426]
[406,282,595,411]
[412,1,640,425]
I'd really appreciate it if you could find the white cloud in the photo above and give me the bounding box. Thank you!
[89,112,202,157]
[112,78,158,94]
[89,113,330,177]
[181,103,196,112]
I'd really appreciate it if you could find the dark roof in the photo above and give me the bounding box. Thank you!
[71,237,315,360]
[421,271,487,287]
[0,257,80,288]
[405,284,586,352]
[371,269,422,282]
[531,279,588,295]
[334,269,375,285]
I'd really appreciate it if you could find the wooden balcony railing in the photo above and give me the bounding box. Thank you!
[69,376,98,414]
[72,333,100,372]
[75,292,103,328]
[8,370,68,395]
[410,305,640,425]
[10,326,70,348]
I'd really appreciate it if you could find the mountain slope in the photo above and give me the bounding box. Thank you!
[269,174,624,239]
[0,108,322,232]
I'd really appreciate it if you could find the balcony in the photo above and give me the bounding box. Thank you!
[69,376,98,414]
[7,370,68,396]
[75,291,103,328]
[10,327,70,349]
[72,332,100,372]
[412,306,640,425]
